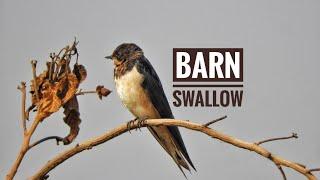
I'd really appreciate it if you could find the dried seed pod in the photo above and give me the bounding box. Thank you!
[96,85,111,100]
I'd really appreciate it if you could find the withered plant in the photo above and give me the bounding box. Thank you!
[6,40,110,180]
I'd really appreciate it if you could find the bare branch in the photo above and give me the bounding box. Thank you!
[17,82,27,133]
[75,89,97,96]
[29,136,64,149]
[256,133,298,145]
[203,115,227,127]
[29,119,318,180]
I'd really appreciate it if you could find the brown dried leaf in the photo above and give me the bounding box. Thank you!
[58,74,79,104]
[62,96,81,145]
[73,64,87,83]
[35,73,79,122]
[96,85,111,100]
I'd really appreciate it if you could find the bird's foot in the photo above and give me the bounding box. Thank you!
[126,117,148,133]
[127,117,138,133]
[137,116,148,131]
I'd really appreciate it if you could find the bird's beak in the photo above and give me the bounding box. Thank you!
[105,55,112,60]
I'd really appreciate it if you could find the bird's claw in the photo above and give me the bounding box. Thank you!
[137,117,148,131]
[126,117,148,133]
[127,118,137,133]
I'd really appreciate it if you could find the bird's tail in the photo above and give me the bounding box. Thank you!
[147,126,195,178]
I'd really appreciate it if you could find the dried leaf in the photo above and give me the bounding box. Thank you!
[59,74,79,104]
[96,85,111,100]
[35,73,79,121]
[62,96,81,145]
[73,64,87,83]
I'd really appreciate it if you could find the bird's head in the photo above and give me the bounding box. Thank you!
[105,43,143,66]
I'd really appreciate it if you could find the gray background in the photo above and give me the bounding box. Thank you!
[1,0,319,179]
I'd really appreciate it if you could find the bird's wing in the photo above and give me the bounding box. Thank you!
[136,57,196,172]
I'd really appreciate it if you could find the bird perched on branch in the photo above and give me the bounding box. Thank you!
[105,43,196,177]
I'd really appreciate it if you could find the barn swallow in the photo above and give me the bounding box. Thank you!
[105,43,196,177]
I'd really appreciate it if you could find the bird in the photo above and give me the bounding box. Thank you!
[105,43,196,177]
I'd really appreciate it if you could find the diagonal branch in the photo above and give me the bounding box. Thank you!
[29,119,318,180]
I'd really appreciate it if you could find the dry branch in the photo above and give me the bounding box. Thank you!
[6,117,41,180]
[29,136,64,149]
[17,82,27,133]
[277,165,287,180]
[256,133,298,145]
[203,115,227,127]
[29,119,318,180]
[309,169,320,173]
[75,86,111,100]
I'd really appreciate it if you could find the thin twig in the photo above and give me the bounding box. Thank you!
[17,82,27,133]
[52,60,62,81]
[31,60,39,102]
[309,168,320,173]
[29,119,317,180]
[56,46,68,58]
[29,136,64,149]
[61,45,71,60]
[296,162,307,168]
[203,115,227,127]
[48,53,55,81]
[276,164,287,180]
[26,104,36,121]
[256,133,298,145]
[75,90,97,96]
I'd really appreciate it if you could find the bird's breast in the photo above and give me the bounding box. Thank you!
[114,66,160,118]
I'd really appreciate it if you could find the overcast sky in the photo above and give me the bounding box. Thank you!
[1,0,319,179]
